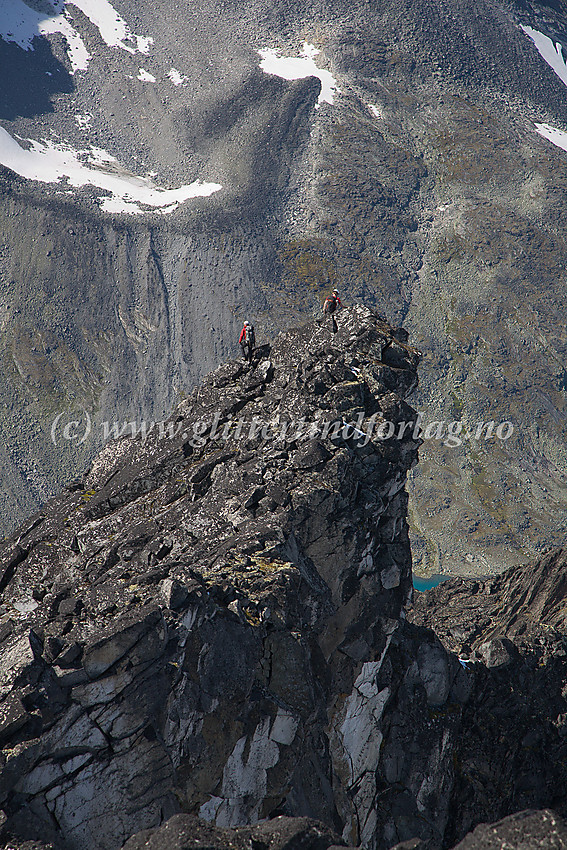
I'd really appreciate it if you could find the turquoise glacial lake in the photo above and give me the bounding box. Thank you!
[413,574,450,592]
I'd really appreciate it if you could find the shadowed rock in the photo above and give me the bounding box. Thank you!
[450,809,567,849]
[410,550,567,844]
[122,814,350,850]
[2,307,461,850]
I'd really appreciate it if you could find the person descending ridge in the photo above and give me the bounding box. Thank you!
[239,320,256,363]
[323,289,342,333]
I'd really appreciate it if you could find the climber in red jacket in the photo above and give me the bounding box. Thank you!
[239,320,256,363]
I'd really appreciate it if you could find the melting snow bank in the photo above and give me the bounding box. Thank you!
[258,42,337,106]
[519,27,567,154]
[68,0,153,54]
[521,25,567,88]
[0,0,89,72]
[137,68,156,82]
[168,68,189,86]
[535,122,567,153]
[0,127,222,214]
[0,0,152,74]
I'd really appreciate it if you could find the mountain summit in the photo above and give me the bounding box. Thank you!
[0,307,435,850]
[2,308,567,850]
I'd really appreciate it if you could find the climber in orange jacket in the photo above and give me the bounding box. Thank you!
[323,289,342,333]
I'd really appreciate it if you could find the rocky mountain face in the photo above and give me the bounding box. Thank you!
[1,306,461,850]
[410,546,567,845]
[1,0,567,575]
[1,307,566,850]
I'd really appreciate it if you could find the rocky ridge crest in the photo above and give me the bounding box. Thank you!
[0,307,468,850]
[2,307,567,850]
[3,0,567,577]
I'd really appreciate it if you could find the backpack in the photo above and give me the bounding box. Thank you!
[245,324,255,345]
[324,296,337,315]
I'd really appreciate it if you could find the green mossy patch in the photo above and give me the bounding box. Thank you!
[279,239,337,294]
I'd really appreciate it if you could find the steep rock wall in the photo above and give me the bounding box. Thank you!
[0,308,468,850]
[410,547,567,845]
[0,173,282,537]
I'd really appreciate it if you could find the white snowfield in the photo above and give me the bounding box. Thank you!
[168,68,188,86]
[520,26,567,154]
[258,42,338,106]
[0,127,222,214]
[137,68,156,82]
[521,25,567,88]
[0,0,89,72]
[0,0,152,73]
[535,122,567,153]
[69,0,152,54]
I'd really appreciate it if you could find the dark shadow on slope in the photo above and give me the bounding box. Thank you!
[252,343,271,362]
[0,38,73,120]
[442,646,567,848]
[175,70,319,226]
[409,551,567,847]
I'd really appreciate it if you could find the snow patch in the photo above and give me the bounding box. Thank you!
[168,68,188,86]
[75,113,92,130]
[535,122,567,153]
[258,42,337,106]
[0,127,222,215]
[137,68,156,82]
[68,0,153,55]
[0,0,153,73]
[0,0,90,72]
[87,146,117,165]
[135,36,153,54]
[521,25,567,88]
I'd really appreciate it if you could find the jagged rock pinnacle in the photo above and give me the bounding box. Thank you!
[0,306,431,850]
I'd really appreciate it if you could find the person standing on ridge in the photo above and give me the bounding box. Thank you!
[239,320,256,363]
[323,289,342,333]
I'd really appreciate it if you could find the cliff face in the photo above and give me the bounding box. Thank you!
[2,0,567,575]
[0,180,279,538]
[0,307,470,850]
[410,547,567,845]
[3,307,567,850]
